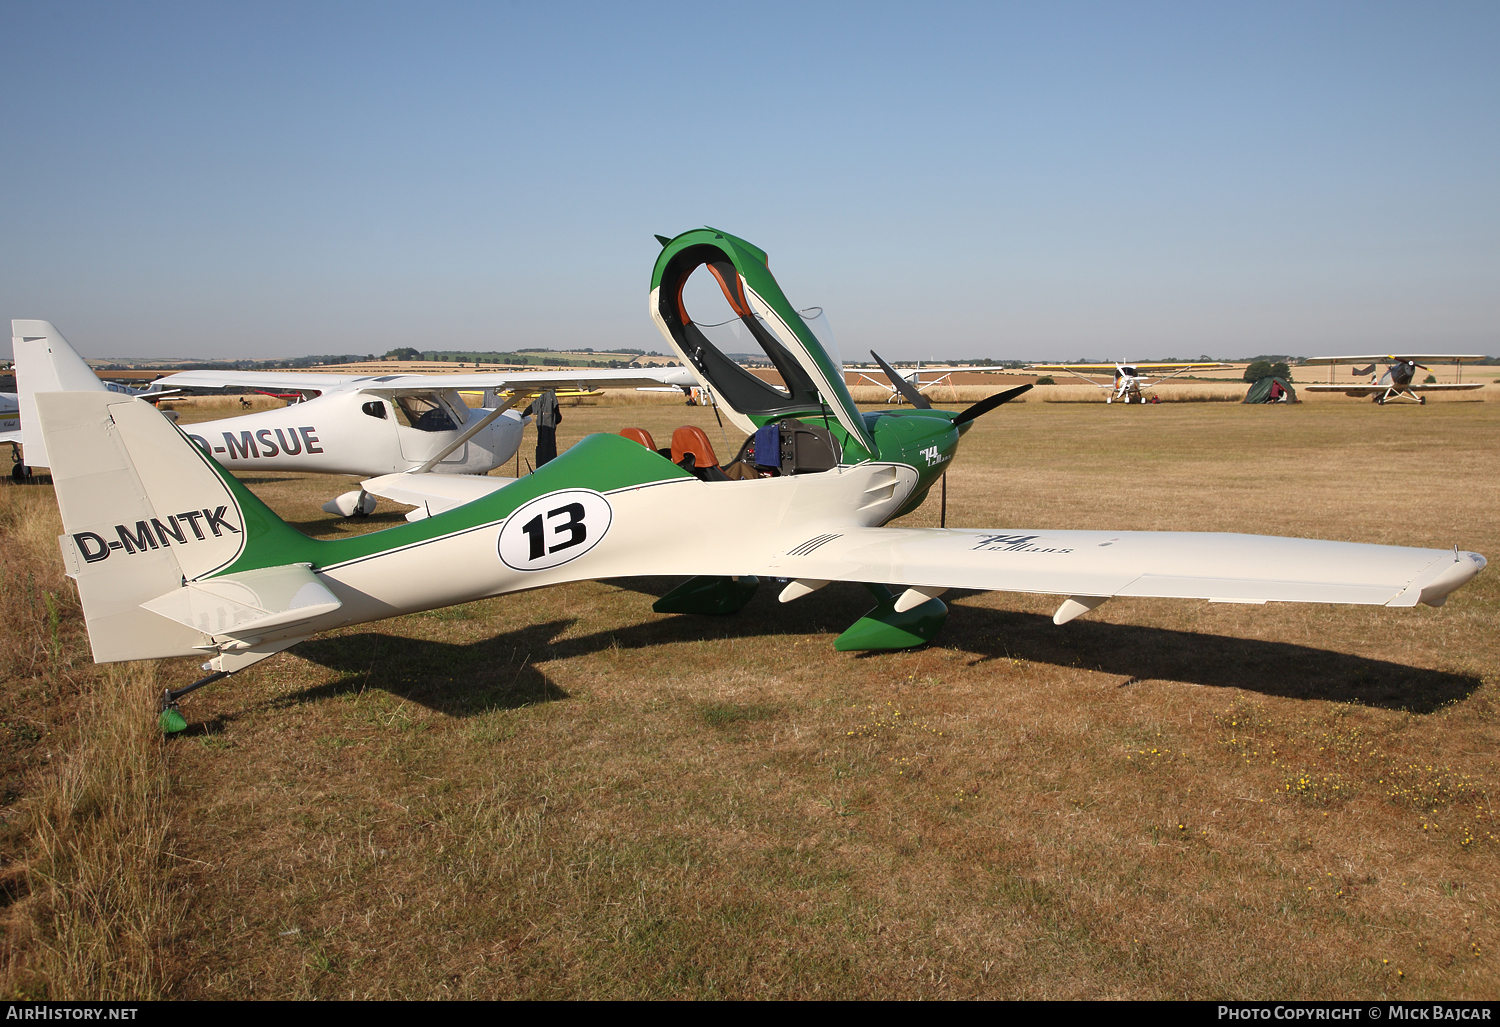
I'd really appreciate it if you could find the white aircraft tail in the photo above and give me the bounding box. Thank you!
[37,391,253,661]
[12,320,108,469]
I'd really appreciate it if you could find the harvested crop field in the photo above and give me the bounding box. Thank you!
[2,395,1496,999]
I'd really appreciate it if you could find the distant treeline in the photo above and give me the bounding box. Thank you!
[97,355,376,371]
[928,358,1028,368]
[383,347,664,367]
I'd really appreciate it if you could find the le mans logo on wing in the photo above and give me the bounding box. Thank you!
[72,507,242,563]
[497,490,612,571]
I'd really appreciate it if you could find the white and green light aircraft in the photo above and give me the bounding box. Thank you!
[33,228,1487,731]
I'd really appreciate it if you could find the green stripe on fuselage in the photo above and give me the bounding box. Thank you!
[208,433,694,577]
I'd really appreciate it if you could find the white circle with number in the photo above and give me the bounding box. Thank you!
[497,489,613,571]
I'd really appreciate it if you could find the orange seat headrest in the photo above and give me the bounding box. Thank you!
[619,427,657,450]
[670,425,720,468]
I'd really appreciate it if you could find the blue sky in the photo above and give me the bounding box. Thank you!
[3,1,1497,360]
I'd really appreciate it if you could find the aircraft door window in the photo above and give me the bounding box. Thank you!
[362,401,388,419]
[393,393,459,432]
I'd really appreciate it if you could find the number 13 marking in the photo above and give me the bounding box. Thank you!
[521,502,587,560]
[498,490,612,571]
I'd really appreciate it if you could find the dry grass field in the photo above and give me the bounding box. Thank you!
[1,393,1497,999]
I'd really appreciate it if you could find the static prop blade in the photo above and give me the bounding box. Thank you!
[952,383,1033,425]
[870,351,932,409]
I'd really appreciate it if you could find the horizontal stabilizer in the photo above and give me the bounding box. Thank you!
[141,563,341,640]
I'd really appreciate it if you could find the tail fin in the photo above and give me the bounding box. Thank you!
[12,320,108,469]
[39,391,253,661]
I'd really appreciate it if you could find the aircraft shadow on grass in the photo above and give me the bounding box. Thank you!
[287,579,1480,717]
[235,475,312,486]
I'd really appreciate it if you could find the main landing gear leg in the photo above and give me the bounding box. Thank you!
[8,443,28,483]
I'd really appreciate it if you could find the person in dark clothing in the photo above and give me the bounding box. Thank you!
[527,389,562,466]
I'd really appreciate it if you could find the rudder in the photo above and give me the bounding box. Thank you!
[39,391,249,661]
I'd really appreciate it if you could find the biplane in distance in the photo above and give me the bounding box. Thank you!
[1299,355,1487,404]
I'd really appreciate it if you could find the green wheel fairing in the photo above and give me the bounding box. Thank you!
[204,433,694,578]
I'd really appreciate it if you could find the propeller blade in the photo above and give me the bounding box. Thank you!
[952,383,1033,426]
[870,350,932,409]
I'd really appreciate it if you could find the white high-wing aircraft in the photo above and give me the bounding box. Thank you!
[1298,355,1487,404]
[29,229,1486,733]
[11,320,698,512]
[1026,361,1229,403]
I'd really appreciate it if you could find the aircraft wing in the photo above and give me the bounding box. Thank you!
[1299,354,1489,366]
[0,430,20,444]
[1026,363,1227,372]
[155,367,700,393]
[869,365,1027,378]
[1303,383,1486,395]
[759,526,1484,612]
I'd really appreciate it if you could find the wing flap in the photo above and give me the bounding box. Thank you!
[760,527,1484,609]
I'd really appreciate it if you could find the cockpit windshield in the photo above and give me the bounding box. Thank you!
[393,393,460,432]
[798,307,842,376]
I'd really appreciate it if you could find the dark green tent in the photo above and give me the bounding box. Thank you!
[1244,376,1296,403]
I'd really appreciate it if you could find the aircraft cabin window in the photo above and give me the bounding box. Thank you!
[362,401,388,419]
[393,393,460,433]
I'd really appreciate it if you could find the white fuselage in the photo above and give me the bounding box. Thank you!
[242,460,923,648]
[182,387,524,477]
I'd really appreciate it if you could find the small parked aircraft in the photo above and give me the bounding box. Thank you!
[5,330,176,478]
[11,320,697,510]
[1298,355,1487,404]
[30,229,1486,733]
[1025,361,1229,403]
[0,393,18,436]
[847,360,1022,404]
